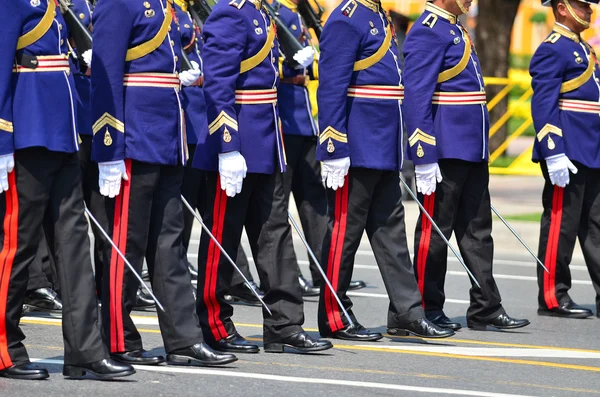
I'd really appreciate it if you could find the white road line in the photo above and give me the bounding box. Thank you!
[31,358,537,397]
[356,344,600,359]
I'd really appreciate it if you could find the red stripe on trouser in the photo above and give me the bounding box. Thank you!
[544,186,563,309]
[109,160,132,353]
[203,177,228,341]
[0,172,18,369]
[324,177,349,332]
[416,193,435,309]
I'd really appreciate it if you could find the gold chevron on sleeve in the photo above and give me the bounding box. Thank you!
[0,118,13,133]
[208,111,238,135]
[536,123,563,141]
[319,126,348,145]
[92,113,125,135]
[409,128,436,147]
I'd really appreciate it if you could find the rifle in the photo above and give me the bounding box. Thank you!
[57,0,93,65]
[297,0,323,39]
[263,1,303,68]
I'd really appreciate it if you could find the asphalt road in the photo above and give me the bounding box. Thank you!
[12,200,600,397]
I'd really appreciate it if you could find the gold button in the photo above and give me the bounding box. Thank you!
[169,26,172,32]
[66,70,70,76]
[271,56,275,63]
[170,40,175,46]
[79,13,85,20]
[174,55,179,62]
[60,39,64,45]
[271,43,274,48]
[58,23,63,30]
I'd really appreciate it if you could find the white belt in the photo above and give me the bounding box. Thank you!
[12,55,70,73]
[559,99,600,114]
[123,73,180,90]
[347,85,404,101]
[234,89,277,105]
[432,91,487,105]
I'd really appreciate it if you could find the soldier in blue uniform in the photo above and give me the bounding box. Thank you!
[274,0,366,297]
[316,0,454,341]
[531,0,600,319]
[403,0,530,331]
[194,0,332,354]
[91,0,236,367]
[0,0,135,379]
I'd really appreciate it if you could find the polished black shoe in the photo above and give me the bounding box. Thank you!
[538,301,593,319]
[467,313,530,330]
[388,317,455,338]
[23,287,63,314]
[209,332,259,354]
[322,323,382,342]
[187,263,199,278]
[299,276,320,297]
[264,331,333,353]
[141,269,150,281]
[427,312,462,331]
[0,362,49,380]
[226,281,263,306]
[64,358,135,379]
[134,289,155,309]
[348,280,367,291]
[166,343,238,366]
[111,349,165,365]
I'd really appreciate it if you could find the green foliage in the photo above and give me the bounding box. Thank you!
[496,212,543,222]
[490,155,517,168]
[529,11,548,24]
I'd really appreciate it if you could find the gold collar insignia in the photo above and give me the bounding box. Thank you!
[425,2,457,24]
[553,24,580,43]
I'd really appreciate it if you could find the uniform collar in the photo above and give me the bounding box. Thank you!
[248,0,262,9]
[174,0,187,12]
[554,23,581,43]
[278,0,297,12]
[356,0,379,13]
[425,2,457,24]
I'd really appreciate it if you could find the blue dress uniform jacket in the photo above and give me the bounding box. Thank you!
[192,0,285,174]
[91,0,186,165]
[316,0,405,171]
[530,24,600,169]
[402,3,489,165]
[0,0,80,156]
[174,1,207,145]
[275,0,318,137]
[70,0,93,136]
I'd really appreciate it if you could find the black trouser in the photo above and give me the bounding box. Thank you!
[26,230,57,294]
[413,159,504,321]
[196,171,304,343]
[317,167,424,334]
[0,148,107,369]
[79,135,110,295]
[281,135,328,285]
[537,161,600,313]
[101,160,203,354]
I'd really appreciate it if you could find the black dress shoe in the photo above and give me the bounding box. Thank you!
[209,332,259,353]
[111,349,165,365]
[141,269,150,281]
[298,276,320,297]
[322,323,383,342]
[264,331,333,353]
[166,343,238,366]
[467,313,530,330]
[134,289,155,309]
[388,317,455,338]
[427,312,462,331]
[226,281,263,306]
[0,362,49,380]
[187,263,199,278]
[348,280,367,290]
[23,287,63,313]
[63,358,135,379]
[538,301,593,319]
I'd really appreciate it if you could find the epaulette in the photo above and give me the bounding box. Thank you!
[545,32,561,44]
[422,13,438,28]
[229,0,245,9]
[340,0,357,18]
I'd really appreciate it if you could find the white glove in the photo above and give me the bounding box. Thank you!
[415,163,443,196]
[0,154,15,194]
[179,61,201,86]
[82,49,92,68]
[218,151,247,197]
[293,46,315,69]
[321,157,351,191]
[546,153,578,188]
[98,160,129,198]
